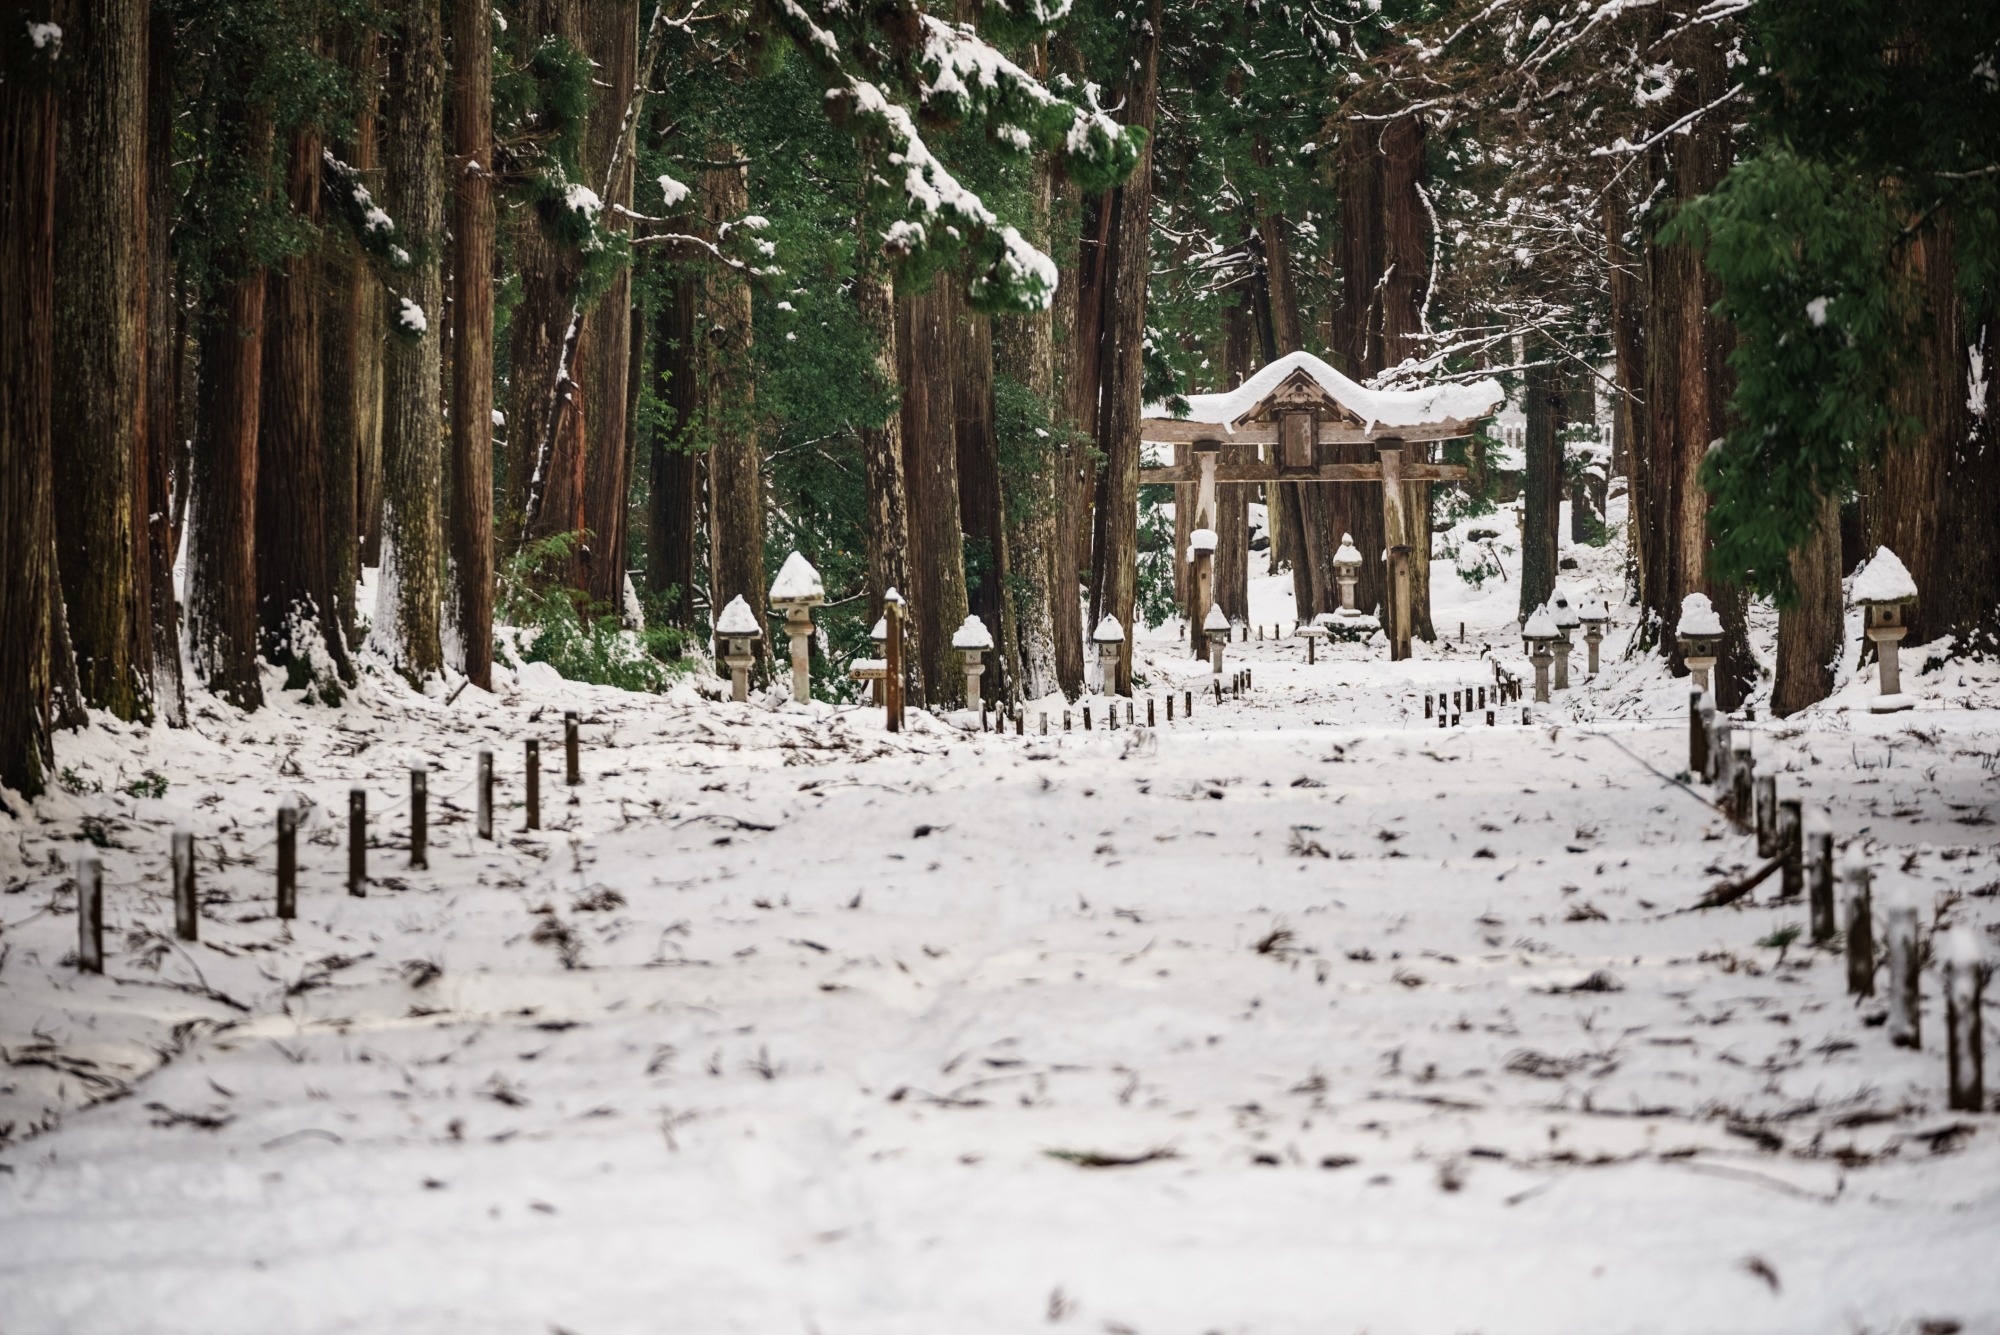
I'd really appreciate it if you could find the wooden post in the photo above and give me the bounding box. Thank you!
[1040,712,1048,735]
[348,786,366,897]
[1807,810,1835,944]
[1147,698,1155,726]
[1083,704,1092,731]
[1689,688,1708,777]
[1063,710,1071,732]
[1014,710,1024,736]
[525,740,540,831]
[77,854,104,974]
[1214,678,1222,704]
[277,803,297,920]
[1307,635,1315,665]
[1778,798,1803,900]
[885,597,905,733]
[172,828,197,942]
[1379,446,1409,659]
[1730,740,1754,829]
[1756,774,1778,857]
[1711,720,1733,790]
[411,766,429,869]
[1184,689,1192,717]
[1425,695,1434,719]
[1388,546,1414,661]
[1485,710,1494,726]
[1842,852,1874,998]
[477,748,493,840]
[564,711,580,785]
[1166,695,1174,722]
[1126,701,1135,726]
[1886,898,1920,1049]
[1943,929,1987,1113]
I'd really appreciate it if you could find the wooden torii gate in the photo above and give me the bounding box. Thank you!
[1140,352,1501,660]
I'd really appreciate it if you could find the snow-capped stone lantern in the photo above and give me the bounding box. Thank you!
[714,595,762,703]
[1852,546,1918,713]
[1549,588,1581,691]
[1333,533,1363,612]
[1093,614,1125,694]
[1204,603,1230,676]
[768,551,825,704]
[847,615,890,704]
[1187,527,1218,656]
[953,614,994,709]
[1676,592,1723,694]
[1522,603,1560,704]
[1578,595,1610,676]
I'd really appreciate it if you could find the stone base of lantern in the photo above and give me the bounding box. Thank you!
[1868,692,1916,714]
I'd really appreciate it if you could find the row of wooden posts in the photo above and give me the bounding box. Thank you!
[969,673,1260,738]
[1690,688,1986,1113]
[72,713,584,969]
[1422,668,1527,727]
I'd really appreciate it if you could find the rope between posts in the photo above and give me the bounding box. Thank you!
[1576,727,1727,817]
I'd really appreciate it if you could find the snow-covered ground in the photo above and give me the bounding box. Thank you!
[4,516,1999,1334]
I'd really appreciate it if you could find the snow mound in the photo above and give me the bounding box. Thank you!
[1152,351,1503,432]
[1676,592,1722,638]
[952,616,994,650]
[1524,604,1559,638]
[1092,615,1125,643]
[715,595,761,636]
[769,551,825,603]
[1851,546,1917,603]
[1203,605,1230,631]
[1335,534,1362,565]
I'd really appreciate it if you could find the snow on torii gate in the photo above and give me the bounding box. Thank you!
[1139,351,1503,660]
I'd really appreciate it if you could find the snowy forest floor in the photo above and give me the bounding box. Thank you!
[5,524,2000,1334]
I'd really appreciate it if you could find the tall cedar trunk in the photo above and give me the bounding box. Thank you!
[703,158,766,669]
[956,308,1013,698]
[1520,351,1563,618]
[1257,215,1329,622]
[52,0,148,720]
[257,123,348,680]
[503,0,585,553]
[1050,174,1102,698]
[323,32,379,635]
[1773,494,1842,715]
[1215,300,1255,623]
[373,0,446,678]
[1332,130,1387,620]
[143,3,184,725]
[449,0,494,685]
[647,267,699,627]
[1640,19,1754,708]
[1605,190,1645,609]
[855,262,914,680]
[1087,0,1161,694]
[898,285,968,708]
[578,0,637,609]
[350,39,387,568]
[1378,115,1435,641]
[191,266,268,710]
[1,18,59,797]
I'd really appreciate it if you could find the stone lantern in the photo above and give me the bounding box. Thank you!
[1522,602,1560,703]
[953,614,994,709]
[768,551,825,704]
[1333,533,1363,612]
[1676,591,1723,693]
[1852,545,1917,712]
[1204,604,1229,676]
[1577,596,1609,676]
[1549,587,1580,691]
[714,595,761,703]
[1093,614,1125,695]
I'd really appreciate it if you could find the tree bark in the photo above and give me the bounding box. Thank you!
[1520,351,1564,619]
[1050,174,1104,698]
[190,262,268,711]
[0,19,59,797]
[956,306,1015,698]
[897,284,968,708]
[143,1,184,726]
[52,0,148,720]
[1331,129,1388,621]
[257,122,349,681]
[449,0,494,685]
[372,0,446,679]
[578,0,638,610]
[703,157,767,670]
[1215,302,1256,623]
[1377,114,1436,641]
[646,266,699,628]
[1773,493,1842,716]
[323,31,380,637]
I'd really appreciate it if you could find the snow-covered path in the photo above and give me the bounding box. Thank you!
[4,597,2000,1333]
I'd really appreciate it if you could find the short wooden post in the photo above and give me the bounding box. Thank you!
[1806,809,1835,944]
[1083,704,1092,731]
[1063,710,1071,732]
[1711,720,1733,789]
[1943,929,1987,1113]
[1107,702,1118,731]
[1184,689,1192,717]
[1485,710,1494,726]
[885,597,905,732]
[1842,852,1874,998]
[980,699,989,732]
[1425,694,1434,719]
[1886,899,1920,1049]
[1307,635,1315,665]
[525,740,540,831]
[411,765,429,868]
[1040,711,1048,735]
[1213,678,1222,704]
[564,711,580,785]
[1014,710,1024,736]
[1778,798,1802,900]
[1521,706,1531,725]
[1166,695,1174,722]
[1756,773,1779,857]
[1689,688,1708,777]
[1126,701,1134,726]
[1147,698,1155,726]
[348,786,366,897]
[172,827,197,941]
[1730,740,1754,828]
[276,803,297,919]
[477,748,493,840]
[1244,669,1252,690]
[76,854,103,973]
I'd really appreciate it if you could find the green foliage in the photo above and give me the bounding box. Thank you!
[123,770,170,800]
[58,767,101,797]
[1134,486,1179,629]
[498,534,694,693]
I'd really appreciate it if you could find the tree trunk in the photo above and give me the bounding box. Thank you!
[703,157,766,669]
[1331,129,1387,621]
[1215,302,1256,623]
[449,0,494,685]
[1377,114,1436,641]
[190,265,268,711]
[956,307,1014,698]
[1773,493,1841,716]
[323,31,379,639]
[1050,174,1104,698]
[257,122,349,682]
[372,0,446,679]
[1520,351,1563,619]
[897,284,968,708]
[52,0,148,721]
[350,37,387,569]
[1,20,59,797]
[646,266,699,627]
[578,0,638,609]
[144,2,184,725]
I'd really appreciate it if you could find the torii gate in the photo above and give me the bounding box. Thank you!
[1139,352,1502,660]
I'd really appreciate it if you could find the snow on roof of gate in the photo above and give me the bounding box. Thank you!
[1148,351,1503,433]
